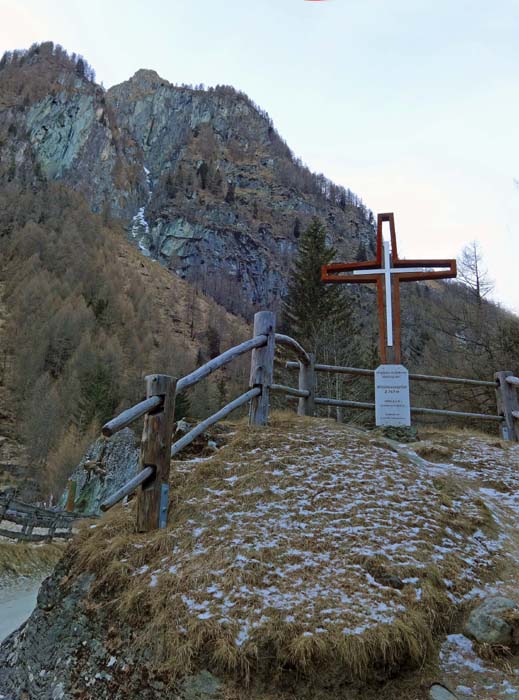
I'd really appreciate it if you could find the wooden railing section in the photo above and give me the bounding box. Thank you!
[99,310,519,532]
[0,491,89,543]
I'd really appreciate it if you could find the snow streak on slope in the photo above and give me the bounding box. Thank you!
[130,166,152,256]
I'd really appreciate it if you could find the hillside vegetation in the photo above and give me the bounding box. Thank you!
[0,183,249,496]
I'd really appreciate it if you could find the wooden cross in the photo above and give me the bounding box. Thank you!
[322,213,457,364]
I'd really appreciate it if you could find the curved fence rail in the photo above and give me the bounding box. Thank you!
[97,310,519,532]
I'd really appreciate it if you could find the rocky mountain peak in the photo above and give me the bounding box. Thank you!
[0,43,375,316]
[121,68,171,93]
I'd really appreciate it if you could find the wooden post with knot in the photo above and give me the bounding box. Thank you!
[298,352,315,417]
[66,480,76,512]
[136,374,177,532]
[249,311,276,426]
[495,371,519,442]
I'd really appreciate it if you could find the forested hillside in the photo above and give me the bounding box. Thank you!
[0,183,248,495]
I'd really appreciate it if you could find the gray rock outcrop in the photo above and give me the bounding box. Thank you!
[0,47,375,316]
[464,596,519,646]
[429,684,458,700]
[60,428,139,515]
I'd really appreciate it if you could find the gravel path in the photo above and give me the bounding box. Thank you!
[0,577,43,642]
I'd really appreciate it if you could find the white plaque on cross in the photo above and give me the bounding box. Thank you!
[375,364,411,427]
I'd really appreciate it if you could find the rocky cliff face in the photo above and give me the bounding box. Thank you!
[58,429,139,515]
[0,48,142,220]
[0,44,375,315]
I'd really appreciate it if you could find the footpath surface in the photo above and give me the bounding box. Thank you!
[0,577,43,642]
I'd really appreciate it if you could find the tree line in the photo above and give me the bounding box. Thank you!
[281,219,519,423]
[0,183,248,496]
[0,42,96,83]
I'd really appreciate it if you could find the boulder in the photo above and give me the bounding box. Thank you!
[464,596,519,646]
[60,428,139,515]
[429,684,458,700]
[182,671,221,700]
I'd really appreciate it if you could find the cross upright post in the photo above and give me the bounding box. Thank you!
[322,213,457,364]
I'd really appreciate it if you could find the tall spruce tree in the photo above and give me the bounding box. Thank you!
[282,218,347,351]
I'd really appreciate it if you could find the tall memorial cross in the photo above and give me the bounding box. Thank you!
[321,213,457,364]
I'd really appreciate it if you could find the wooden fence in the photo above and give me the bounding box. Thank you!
[99,310,519,532]
[0,491,89,543]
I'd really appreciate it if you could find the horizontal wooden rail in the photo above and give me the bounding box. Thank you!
[101,389,262,511]
[286,362,496,387]
[0,527,73,542]
[275,334,310,366]
[100,466,154,512]
[3,511,60,528]
[407,373,495,388]
[314,396,503,422]
[177,336,267,393]
[171,388,261,456]
[0,491,89,543]
[4,499,86,521]
[271,383,310,399]
[506,376,519,387]
[102,337,268,440]
[102,395,163,437]
[314,397,375,410]
[289,362,374,377]
[411,406,503,421]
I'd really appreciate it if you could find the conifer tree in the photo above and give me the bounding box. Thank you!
[174,391,191,420]
[282,218,345,351]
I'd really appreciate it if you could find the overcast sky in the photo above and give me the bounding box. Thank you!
[2,0,518,311]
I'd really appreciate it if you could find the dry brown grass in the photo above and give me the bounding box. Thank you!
[65,413,507,691]
[0,540,64,577]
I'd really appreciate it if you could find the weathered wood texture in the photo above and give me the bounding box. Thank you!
[275,334,310,366]
[102,395,163,437]
[177,336,267,393]
[0,491,88,542]
[172,388,261,457]
[136,374,177,532]
[270,384,310,399]
[66,480,76,512]
[314,396,503,422]
[0,527,73,542]
[100,466,154,512]
[495,371,519,441]
[298,353,315,416]
[249,312,276,426]
[286,361,496,387]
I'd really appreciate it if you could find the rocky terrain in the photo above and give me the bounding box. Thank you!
[0,43,374,316]
[2,416,519,699]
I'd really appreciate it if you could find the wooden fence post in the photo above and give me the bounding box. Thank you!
[66,480,76,512]
[298,352,315,417]
[136,374,177,532]
[0,492,10,522]
[46,516,57,542]
[495,371,519,441]
[249,311,276,426]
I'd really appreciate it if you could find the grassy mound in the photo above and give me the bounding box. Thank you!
[68,414,504,689]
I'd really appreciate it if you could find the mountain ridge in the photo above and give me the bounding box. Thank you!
[0,42,375,315]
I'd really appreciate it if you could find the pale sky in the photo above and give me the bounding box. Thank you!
[2,0,518,311]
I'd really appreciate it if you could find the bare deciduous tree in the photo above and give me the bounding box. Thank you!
[457,241,494,304]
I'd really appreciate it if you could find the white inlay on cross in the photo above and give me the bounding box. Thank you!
[352,241,442,347]
[321,213,457,364]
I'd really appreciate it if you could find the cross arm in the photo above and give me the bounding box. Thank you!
[321,257,382,283]
[394,259,457,283]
